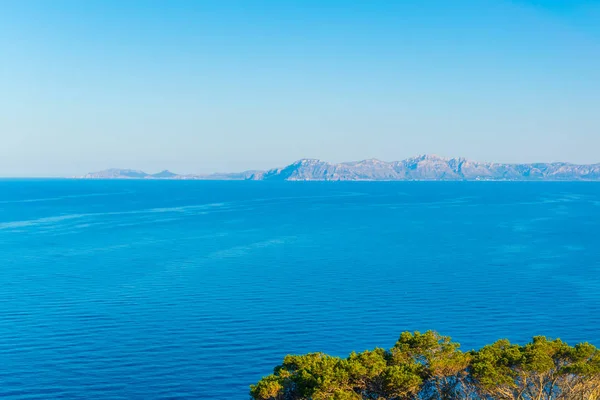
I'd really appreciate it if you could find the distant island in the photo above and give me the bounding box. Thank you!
[81,155,600,181]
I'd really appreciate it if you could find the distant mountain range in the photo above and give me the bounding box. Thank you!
[82,155,600,181]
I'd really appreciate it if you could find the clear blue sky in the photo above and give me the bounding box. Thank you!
[1,0,599,176]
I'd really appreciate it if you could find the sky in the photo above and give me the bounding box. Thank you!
[1,0,599,176]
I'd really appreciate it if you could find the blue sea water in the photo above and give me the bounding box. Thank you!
[0,180,599,399]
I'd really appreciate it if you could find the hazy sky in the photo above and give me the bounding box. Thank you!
[1,0,599,176]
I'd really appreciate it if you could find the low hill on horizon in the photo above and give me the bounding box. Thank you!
[82,155,600,181]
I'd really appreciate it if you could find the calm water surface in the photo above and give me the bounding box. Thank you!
[0,180,599,398]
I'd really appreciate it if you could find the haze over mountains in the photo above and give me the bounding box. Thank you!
[82,155,600,181]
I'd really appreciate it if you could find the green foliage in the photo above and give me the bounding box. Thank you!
[250,331,600,400]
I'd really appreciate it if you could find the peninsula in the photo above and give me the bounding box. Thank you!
[82,155,600,181]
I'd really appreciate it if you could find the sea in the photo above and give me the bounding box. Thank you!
[0,180,599,399]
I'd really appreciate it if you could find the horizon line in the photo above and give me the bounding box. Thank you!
[3,154,600,179]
